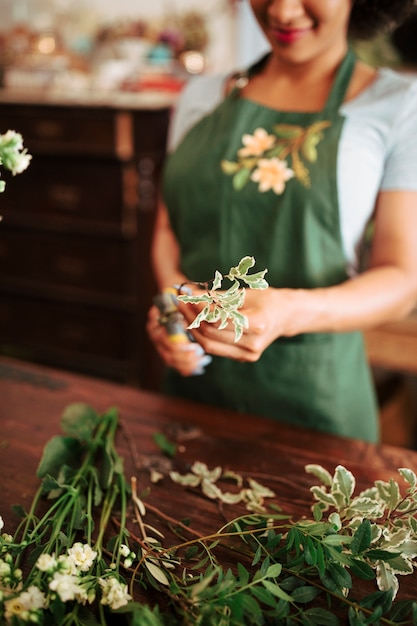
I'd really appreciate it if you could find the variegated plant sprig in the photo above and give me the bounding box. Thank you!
[306,463,417,601]
[177,255,269,342]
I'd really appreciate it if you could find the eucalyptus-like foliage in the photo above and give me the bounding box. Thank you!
[2,405,417,626]
[177,256,269,342]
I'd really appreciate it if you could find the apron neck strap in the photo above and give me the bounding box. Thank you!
[229,47,357,113]
[323,47,357,115]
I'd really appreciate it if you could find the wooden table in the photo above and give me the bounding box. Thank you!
[2,356,417,614]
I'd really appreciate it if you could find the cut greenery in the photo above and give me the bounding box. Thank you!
[177,256,269,342]
[2,403,417,625]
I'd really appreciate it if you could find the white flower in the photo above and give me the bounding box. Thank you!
[4,596,30,622]
[36,553,57,573]
[57,554,76,574]
[0,559,11,581]
[0,516,4,532]
[238,128,275,157]
[99,576,132,610]
[49,572,81,602]
[251,157,294,194]
[4,585,46,622]
[67,542,97,573]
[22,585,47,609]
[119,544,130,558]
[0,130,32,177]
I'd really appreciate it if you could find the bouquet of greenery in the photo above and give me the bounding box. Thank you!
[2,401,417,626]
[0,130,31,193]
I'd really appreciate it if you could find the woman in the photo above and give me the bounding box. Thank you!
[147,0,417,443]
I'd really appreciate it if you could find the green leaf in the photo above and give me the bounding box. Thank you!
[305,465,333,487]
[212,270,223,290]
[321,534,351,547]
[11,504,26,519]
[399,467,417,492]
[304,536,317,566]
[327,562,352,590]
[313,503,323,522]
[241,593,261,618]
[388,599,417,623]
[36,435,84,478]
[234,255,255,276]
[359,589,393,613]
[250,585,278,608]
[303,608,339,626]
[351,519,372,555]
[153,432,177,458]
[237,562,249,587]
[349,558,376,581]
[262,580,293,602]
[242,270,269,290]
[265,563,282,578]
[332,465,355,503]
[310,486,339,508]
[291,585,320,604]
[145,560,170,586]
[60,403,99,441]
[366,549,401,561]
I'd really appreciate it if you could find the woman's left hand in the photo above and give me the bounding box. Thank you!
[178,287,287,362]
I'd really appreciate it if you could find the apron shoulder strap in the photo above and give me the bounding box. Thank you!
[324,47,357,114]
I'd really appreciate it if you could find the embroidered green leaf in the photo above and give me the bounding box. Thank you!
[273,123,304,139]
[221,159,239,175]
[301,133,321,162]
[232,167,252,191]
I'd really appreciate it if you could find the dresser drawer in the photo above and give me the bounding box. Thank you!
[0,156,136,225]
[0,156,133,225]
[0,104,133,157]
[0,295,130,360]
[0,229,130,295]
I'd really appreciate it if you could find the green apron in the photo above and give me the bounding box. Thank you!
[162,49,379,443]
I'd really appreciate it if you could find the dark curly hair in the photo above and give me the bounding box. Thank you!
[349,0,415,40]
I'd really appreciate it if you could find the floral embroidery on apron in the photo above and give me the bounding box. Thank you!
[221,120,332,193]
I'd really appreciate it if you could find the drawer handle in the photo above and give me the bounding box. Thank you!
[48,184,81,212]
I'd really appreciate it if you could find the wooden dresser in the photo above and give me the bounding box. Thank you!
[0,92,172,390]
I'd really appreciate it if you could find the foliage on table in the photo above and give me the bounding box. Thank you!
[1,403,417,625]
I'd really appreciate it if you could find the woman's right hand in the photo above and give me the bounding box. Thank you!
[147,304,211,376]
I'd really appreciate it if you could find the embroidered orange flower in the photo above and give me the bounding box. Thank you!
[251,157,294,195]
[237,128,275,157]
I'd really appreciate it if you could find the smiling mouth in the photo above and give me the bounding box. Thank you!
[270,27,312,44]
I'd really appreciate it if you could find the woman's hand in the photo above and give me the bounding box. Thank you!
[178,287,286,362]
[147,304,211,376]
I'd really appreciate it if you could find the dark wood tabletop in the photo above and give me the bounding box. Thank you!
[2,355,417,613]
